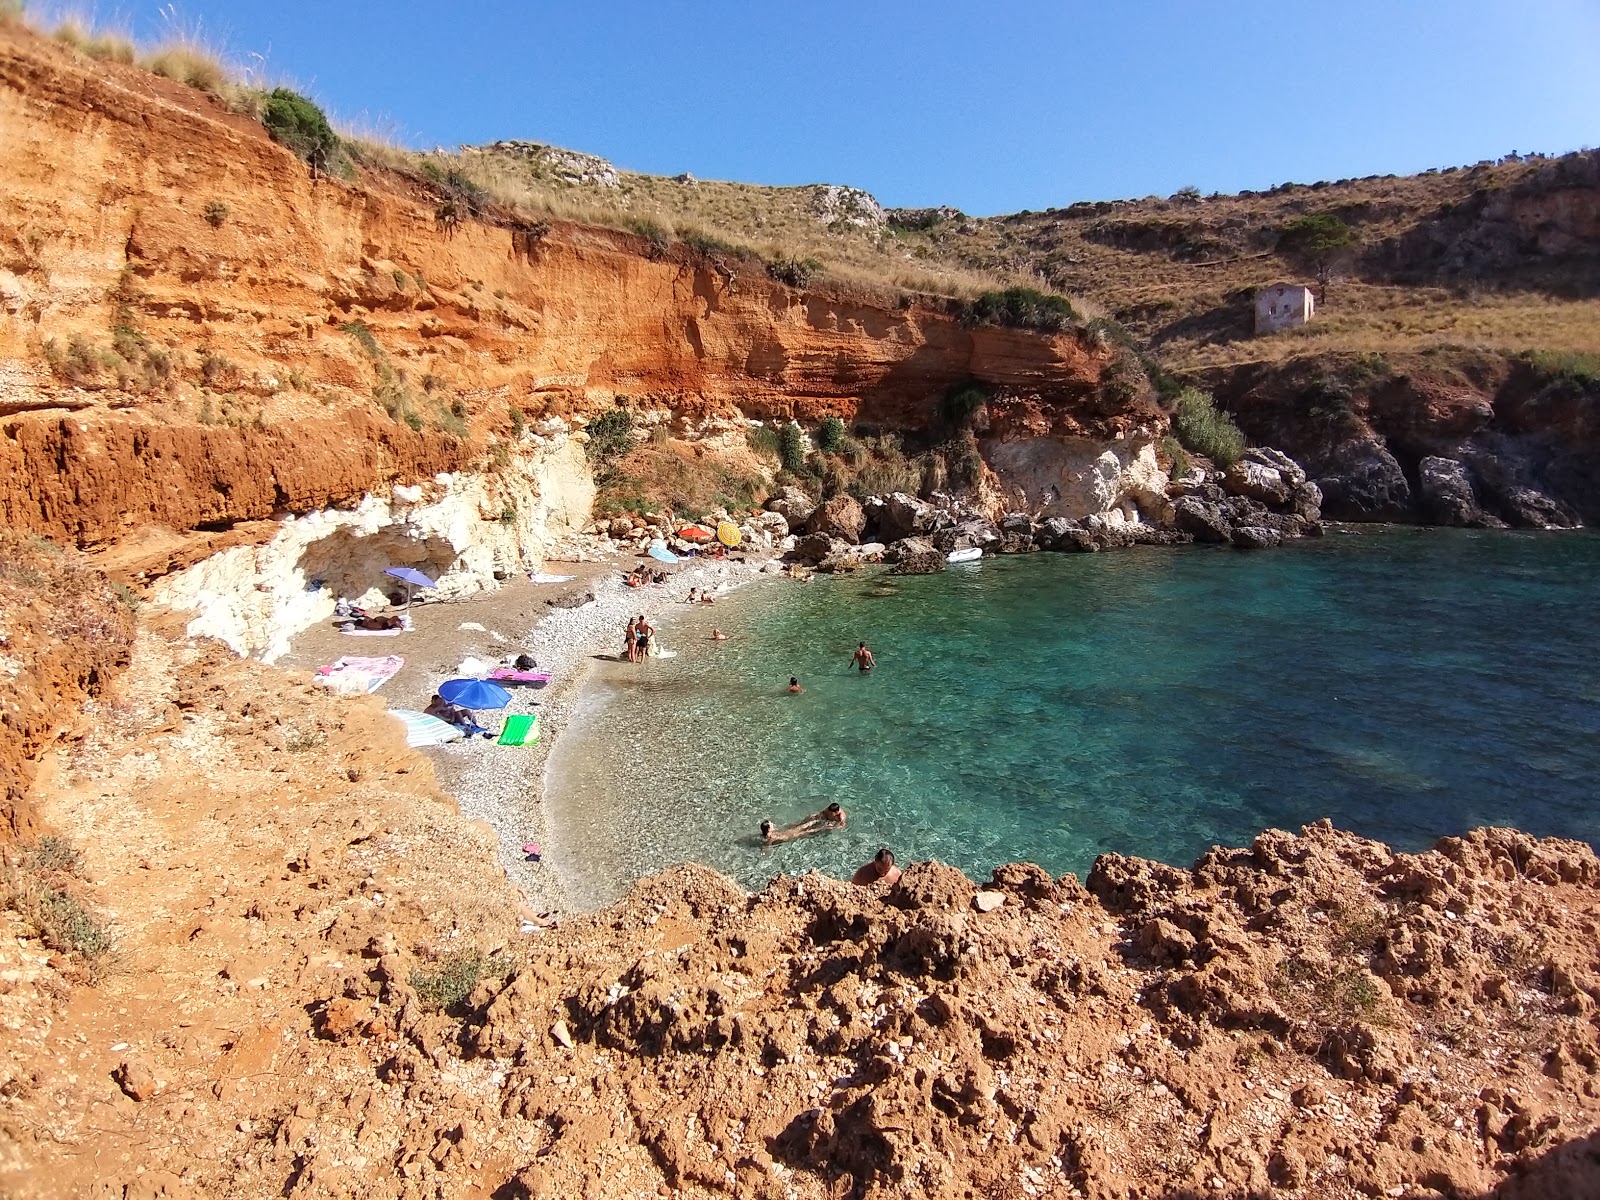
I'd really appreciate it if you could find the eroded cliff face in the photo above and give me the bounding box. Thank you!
[0,25,1152,557]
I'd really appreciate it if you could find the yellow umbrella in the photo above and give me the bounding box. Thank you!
[717,521,742,548]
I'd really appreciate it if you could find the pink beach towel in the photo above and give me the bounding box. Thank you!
[314,655,405,695]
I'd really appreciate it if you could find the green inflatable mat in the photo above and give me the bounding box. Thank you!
[497,713,539,746]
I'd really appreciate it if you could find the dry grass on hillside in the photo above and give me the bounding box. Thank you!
[931,156,1600,367]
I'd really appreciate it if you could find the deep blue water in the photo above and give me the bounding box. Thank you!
[546,528,1600,907]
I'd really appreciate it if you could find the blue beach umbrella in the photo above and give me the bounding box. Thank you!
[383,565,437,612]
[647,540,679,564]
[438,678,513,710]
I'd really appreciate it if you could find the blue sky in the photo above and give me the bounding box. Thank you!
[88,0,1600,215]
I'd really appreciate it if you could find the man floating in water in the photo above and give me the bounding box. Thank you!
[760,802,846,844]
[849,642,876,672]
[852,848,901,887]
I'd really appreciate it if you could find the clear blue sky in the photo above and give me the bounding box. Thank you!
[95,0,1600,215]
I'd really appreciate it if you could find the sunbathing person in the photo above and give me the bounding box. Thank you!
[424,693,489,738]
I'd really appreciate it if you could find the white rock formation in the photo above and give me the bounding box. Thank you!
[152,436,595,663]
[981,437,1172,524]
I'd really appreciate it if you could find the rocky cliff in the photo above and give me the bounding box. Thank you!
[1208,352,1599,527]
[0,24,1146,560]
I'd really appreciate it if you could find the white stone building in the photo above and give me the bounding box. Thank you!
[1255,283,1315,334]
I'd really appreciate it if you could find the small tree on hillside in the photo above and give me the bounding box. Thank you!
[777,421,808,473]
[261,88,340,175]
[1277,214,1358,302]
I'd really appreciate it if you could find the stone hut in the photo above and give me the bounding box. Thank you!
[1254,284,1315,334]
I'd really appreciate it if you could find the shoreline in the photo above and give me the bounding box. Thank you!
[421,548,778,916]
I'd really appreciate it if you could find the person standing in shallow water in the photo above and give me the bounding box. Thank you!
[787,676,803,693]
[850,642,876,672]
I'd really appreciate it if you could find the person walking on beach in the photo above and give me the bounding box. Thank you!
[787,676,804,693]
[850,642,875,672]
[852,848,901,888]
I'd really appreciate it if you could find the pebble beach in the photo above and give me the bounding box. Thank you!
[420,545,776,916]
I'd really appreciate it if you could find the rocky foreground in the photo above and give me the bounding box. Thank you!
[4,599,1600,1198]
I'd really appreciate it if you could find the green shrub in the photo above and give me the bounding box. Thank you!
[340,321,382,359]
[939,381,989,430]
[777,422,807,473]
[261,88,340,171]
[622,216,672,254]
[746,424,781,459]
[962,287,1076,332]
[410,948,502,1013]
[203,199,229,228]
[678,225,742,259]
[1527,350,1600,390]
[1171,387,1246,467]
[199,350,238,390]
[402,409,423,432]
[1159,435,1190,479]
[816,415,847,453]
[509,405,527,438]
[767,255,824,288]
[35,888,112,957]
[585,407,636,463]
[21,836,79,875]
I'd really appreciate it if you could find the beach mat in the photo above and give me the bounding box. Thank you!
[497,713,539,746]
[388,709,464,747]
[314,654,404,695]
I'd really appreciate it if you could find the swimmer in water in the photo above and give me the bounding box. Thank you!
[852,848,901,888]
[710,628,728,641]
[849,642,876,672]
[787,676,804,694]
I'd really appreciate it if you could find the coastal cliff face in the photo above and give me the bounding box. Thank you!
[0,24,1144,559]
[1209,353,1599,527]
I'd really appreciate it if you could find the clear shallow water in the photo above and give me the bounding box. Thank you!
[546,529,1600,907]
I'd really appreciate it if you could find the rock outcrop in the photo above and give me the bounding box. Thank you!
[1213,355,1597,527]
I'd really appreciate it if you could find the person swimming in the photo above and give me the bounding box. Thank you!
[850,642,875,672]
[760,803,845,844]
[851,848,901,887]
[787,677,804,693]
[710,628,728,641]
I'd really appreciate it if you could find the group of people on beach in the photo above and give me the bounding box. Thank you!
[625,567,668,588]
[622,614,656,662]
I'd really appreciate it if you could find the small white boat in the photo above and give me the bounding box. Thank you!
[946,547,983,564]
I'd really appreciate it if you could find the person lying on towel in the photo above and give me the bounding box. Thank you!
[424,693,490,739]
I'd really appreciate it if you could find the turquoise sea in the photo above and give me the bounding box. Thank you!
[546,528,1600,908]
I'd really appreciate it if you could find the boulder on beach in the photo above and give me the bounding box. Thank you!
[803,494,866,544]
[1172,495,1231,543]
[792,532,846,563]
[874,491,938,542]
[765,486,816,525]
